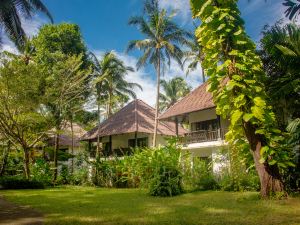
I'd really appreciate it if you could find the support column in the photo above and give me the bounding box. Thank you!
[175,117,179,137]
[217,115,221,140]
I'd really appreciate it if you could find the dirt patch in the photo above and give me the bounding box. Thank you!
[0,197,44,225]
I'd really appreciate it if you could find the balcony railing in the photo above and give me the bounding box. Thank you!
[184,129,226,144]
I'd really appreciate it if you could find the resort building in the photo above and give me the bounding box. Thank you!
[159,82,229,172]
[81,99,186,156]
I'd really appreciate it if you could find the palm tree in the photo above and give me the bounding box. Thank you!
[90,51,142,155]
[0,0,53,49]
[159,77,191,112]
[184,37,206,83]
[127,0,192,146]
[283,0,300,20]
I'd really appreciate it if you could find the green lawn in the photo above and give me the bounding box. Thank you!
[1,186,300,225]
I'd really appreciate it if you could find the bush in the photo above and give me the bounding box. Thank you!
[31,158,52,186]
[0,176,44,189]
[149,166,183,197]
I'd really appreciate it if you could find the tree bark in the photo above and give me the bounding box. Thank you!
[53,132,59,182]
[96,104,101,159]
[152,54,161,147]
[70,119,74,174]
[243,122,284,198]
[23,147,30,179]
[0,141,10,176]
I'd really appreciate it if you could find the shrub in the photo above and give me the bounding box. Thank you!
[31,158,52,186]
[0,176,44,189]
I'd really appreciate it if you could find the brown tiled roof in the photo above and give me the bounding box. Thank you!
[81,99,186,141]
[159,82,215,120]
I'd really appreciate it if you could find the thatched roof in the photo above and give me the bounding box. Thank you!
[47,122,86,148]
[159,82,215,120]
[81,99,186,141]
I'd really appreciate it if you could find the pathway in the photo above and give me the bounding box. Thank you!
[0,197,43,225]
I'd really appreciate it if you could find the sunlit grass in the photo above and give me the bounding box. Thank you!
[1,186,300,225]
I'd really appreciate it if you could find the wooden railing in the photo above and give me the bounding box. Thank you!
[184,129,226,144]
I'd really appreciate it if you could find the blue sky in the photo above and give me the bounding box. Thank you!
[2,0,289,106]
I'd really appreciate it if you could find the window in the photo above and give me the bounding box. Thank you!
[128,137,148,148]
[192,119,218,131]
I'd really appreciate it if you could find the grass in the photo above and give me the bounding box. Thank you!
[1,186,300,225]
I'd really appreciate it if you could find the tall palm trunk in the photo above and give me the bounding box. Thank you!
[96,103,101,158]
[153,54,161,147]
[201,67,205,83]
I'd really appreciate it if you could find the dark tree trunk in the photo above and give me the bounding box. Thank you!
[0,141,10,176]
[53,132,59,182]
[23,147,30,179]
[70,119,74,174]
[243,122,285,198]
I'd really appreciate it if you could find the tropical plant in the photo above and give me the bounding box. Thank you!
[43,53,90,182]
[127,0,192,146]
[190,0,294,198]
[260,23,300,129]
[0,57,50,179]
[159,77,191,112]
[283,0,300,20]
[90,51,142,158]
[0,0,53,49]
[184,37,206,82]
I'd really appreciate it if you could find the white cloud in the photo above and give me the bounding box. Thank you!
[1,15,46,53]
[91,50,204,107]
[159,0,192,23]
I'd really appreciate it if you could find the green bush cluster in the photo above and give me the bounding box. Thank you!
[0,176,45,189]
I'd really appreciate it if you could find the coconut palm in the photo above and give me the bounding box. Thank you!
[184,37,206,82]
[283,0,300,20]
[127,0,191,146]
[0,0,53,49]
[90,51,142,155]
[159,77,191,112]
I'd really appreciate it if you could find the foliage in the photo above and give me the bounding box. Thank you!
[0,57,50,178]
[0,0,52,49]
[90,51,141,119]
[0,176,44,189]
[159,77,191,112]
[31,158,52,186]
[127,0,191,146]
[190,0,294,196]
[260,22,300,192]
[182,156,219,191]
[32,23,88,66]
[283,0,300,20]
[260,23,300,129]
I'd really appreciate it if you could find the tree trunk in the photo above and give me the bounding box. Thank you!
[152,55,161,147]
[201,66,205,83]
[70,119,74,174]
[23,147,30,179]
[0,141,10,176]
[53,132,59,182]
[243,122,284,198]
[96,104,101,159]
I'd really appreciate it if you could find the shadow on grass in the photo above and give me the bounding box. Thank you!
[1,188,300,225]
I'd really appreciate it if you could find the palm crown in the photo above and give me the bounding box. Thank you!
[127,0,191,146]
[0,0,53,49]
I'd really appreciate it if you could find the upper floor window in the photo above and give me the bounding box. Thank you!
[192,119,219,131]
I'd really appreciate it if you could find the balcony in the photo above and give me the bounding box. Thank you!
[183,129,226,144]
